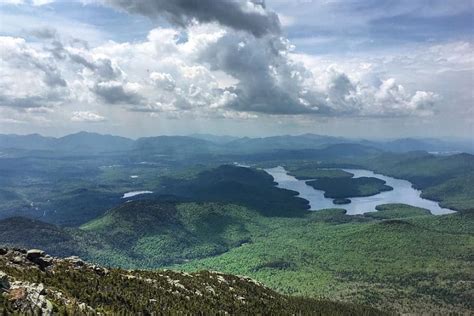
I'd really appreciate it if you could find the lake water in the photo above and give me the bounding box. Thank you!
[265,166,455,215]
[122,191,153,199]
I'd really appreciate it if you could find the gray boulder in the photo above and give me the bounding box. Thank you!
[26,249,45,261]
[26,250,52,270]
[0,270,10,290]
[65,256,84,267]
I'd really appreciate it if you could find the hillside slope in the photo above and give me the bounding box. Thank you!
[0,205,472,314]
[81,201,266,266]
[172,206,474,314]
[0,248,384,315]
[159,165,310,216]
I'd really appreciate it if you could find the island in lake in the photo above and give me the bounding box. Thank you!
[285,166,393,205]
[306,176,393,204]
[333,198,352,205]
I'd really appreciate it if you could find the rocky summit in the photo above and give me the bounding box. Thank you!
[0,248,384,315]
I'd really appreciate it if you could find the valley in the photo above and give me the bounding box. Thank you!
[0,132,473,314]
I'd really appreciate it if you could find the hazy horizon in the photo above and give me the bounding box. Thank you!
[2,129,474,144]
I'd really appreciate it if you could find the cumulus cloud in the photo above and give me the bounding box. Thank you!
[196,26,439,116]
[199,33,323,114]
[317,70,438,117]
[0,36,66,88]
[87,25,240,116]
[0,36,68,112]
[92,81,142,105]
[0,0,449,128]
[92,0,439,117]
[68,51,122,80]
[1,0,470,138]
[71,111,106,122]
[102,0,280,37]
[0,25,441,120]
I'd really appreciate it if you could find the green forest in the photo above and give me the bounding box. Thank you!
[0,144,473,314]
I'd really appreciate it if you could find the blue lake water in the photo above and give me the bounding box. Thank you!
[122,191,153,199]
[265,166,455,215]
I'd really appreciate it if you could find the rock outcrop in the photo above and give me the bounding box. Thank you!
[0,248,385,315]
[7,281,53,315]
[0,249,103,315]
[0,271,9,290]
[26,249,53,270]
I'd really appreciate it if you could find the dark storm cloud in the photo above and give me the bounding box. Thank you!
[104,0,280,37]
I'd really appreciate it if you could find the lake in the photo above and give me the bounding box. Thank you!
[122,191,153,199]
[265,166,455,215]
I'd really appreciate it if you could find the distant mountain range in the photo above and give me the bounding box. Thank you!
[370,138,473,153]
[0,132,133,153]
[0,131,472,155]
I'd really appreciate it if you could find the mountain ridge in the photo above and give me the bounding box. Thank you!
[1,132,472,154]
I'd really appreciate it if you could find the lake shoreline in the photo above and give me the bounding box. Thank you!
[265,166,456,216]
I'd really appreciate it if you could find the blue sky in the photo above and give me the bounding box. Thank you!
[3,1,472,53]
[280,1,470,51]
[0,0,472,138]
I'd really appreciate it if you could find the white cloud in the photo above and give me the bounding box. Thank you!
[31,0,54,5]
[0,36,67,111]
[0,0,471,138]
[0,117,26,124]
[71,111,106,122]
[1,0,54,5]
[0,26,445,122]
[0,0,24,4]
[277,13,295,27]
[293,40,473,118]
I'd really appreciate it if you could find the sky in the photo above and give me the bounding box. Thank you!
[0,0,473,139]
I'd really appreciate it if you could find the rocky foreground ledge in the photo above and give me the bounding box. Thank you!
[0,248,385,315]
